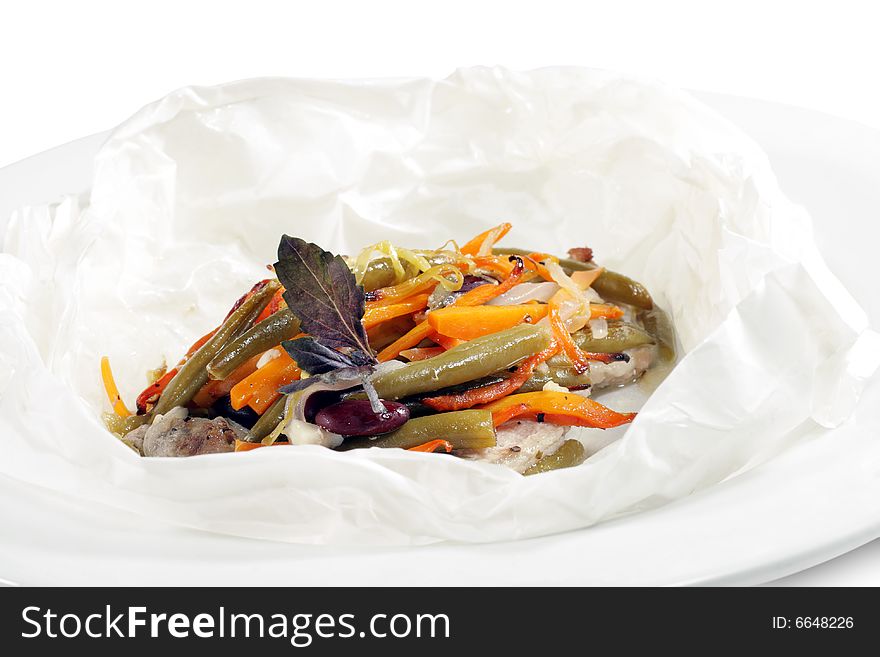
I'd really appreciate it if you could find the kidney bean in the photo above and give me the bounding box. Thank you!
[313,399,410,437]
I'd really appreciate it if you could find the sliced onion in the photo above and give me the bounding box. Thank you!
[267,361,408,446]
[256,348,281,369]
[589,317,609,339]
[487,282,560,306]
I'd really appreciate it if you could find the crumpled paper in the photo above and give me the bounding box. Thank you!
[1,67,878,545]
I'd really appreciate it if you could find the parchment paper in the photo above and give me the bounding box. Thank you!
[2,67,878,545]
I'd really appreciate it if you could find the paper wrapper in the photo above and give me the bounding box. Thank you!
[2,67,879,545]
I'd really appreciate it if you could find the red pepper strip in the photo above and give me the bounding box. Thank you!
[481,391,637,429]
[460,222,512,256]
[407,439,454,453]
[489,402,530,427]
[223,279,272,321]
[255,286,286,323]
[421,340,560,412]
[377,258,526,362]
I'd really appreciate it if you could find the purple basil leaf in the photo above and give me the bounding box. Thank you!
[277,365,373,395]
[274,235,375,361]
[282,337,357,375]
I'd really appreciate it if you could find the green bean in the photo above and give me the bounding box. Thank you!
[524,439,586,475]
[556,256,653,310]
[545,322,653,368]
[102,412,129,436]
[496,247,654,309]
[207,308,301,380]
[411,375,509,399]
[371,324,552,399]
[349,374,507,402]
[121,413,150,433]
[591,269,653,310]
[518,368,592,393]
[245,395,287,442]
[360,257,420,292]
[638,307,676,363]
[339,410,495,450]
[151,281,281,417]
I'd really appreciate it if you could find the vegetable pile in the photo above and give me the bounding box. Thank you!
[102,223,673,474]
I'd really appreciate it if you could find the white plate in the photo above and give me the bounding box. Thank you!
[1,92,879,586]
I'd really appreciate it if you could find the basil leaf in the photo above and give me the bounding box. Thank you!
[277,365,373,396]
[282,336,373,375]
[274,236,375,360]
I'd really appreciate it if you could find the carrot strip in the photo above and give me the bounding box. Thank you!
[549,305,593,374]
[363,293,430,330]
[399,347,446,361]
[471,255,516,278]
[455,256,526,306]
[590,303,624,320]
[460,222,512,256]
[428,304,549,341]
[422,340,560,411]
[481,391,637,429]
[100,356,132,418]
[377,322,436,362]
[191,354,260,408]
[521,253,558,282]
[407,440,454,453]
[231,349,301,414]
[377,258,526,362]
[474,253,558,283]
[429,332,466,350]
[234,439,291,452]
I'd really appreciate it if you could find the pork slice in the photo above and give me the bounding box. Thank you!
[457,420,569,474]
[590,344,657,390]
[126,410,246,457]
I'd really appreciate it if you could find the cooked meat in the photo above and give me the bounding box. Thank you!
[123,408,245,457]
[456,420,569,473]
[567,247,594,263]
[590,344,656,390]
[122,424,148,454]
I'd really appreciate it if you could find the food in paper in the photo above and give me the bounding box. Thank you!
[103,223,673,474]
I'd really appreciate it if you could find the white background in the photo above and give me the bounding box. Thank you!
[2,0,880,167]
[1,0,878,584]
